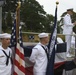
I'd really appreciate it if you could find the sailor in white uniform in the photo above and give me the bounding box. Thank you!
[63,8,76,57]
[29,32,49,75]
[0,33,12,75]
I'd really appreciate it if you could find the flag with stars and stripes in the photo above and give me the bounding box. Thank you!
[10,20,17,74]
[10,20,16,48]
[13,24,25,75]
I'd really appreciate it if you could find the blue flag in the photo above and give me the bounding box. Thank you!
[46,6,57,75]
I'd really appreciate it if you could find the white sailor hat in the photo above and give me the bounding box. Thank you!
[67,8,73,11]
[38,32,48,38]
[0,33,11,38]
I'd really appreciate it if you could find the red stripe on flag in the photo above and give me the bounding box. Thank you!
[13,72,18,75]
[14,59,25,73]
[13,43,25,75]
[25,67,33,75]
[54,61,66,69]
[16,48,24,60]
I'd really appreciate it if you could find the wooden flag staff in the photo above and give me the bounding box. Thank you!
[16,0,21,42]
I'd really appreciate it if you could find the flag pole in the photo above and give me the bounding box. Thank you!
[46,1,59,75]
[16,0,22,66]
[56,1,59,7]
[13,1,25,74]
[16,0,21,42]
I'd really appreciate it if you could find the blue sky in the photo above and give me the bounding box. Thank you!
[36,0,76,20]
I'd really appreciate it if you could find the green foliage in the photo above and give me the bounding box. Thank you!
[43,14,54,32]
[72,12,76,33]
[2,11,12,32]
[6,11,12,29]
[57,21,61,33]
[20,0,47,32]
[2,17,7,32]
[3,0,17,12]
[2,0,56,33]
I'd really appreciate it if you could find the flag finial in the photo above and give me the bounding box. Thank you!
[18,0,21,8]
[56,1,59,6]
[16,0,21,10]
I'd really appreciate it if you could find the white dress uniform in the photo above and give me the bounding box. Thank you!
[29,42,48,75]
[63,13,74,56]
[71,35,75,49]
[0,45,12,75]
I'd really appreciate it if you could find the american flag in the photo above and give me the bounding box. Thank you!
[14,25,25,75]
[10,19,16,65]
[10,20,25,75]
[10,20,16,48]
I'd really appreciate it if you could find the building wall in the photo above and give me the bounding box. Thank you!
[22,33,65,42]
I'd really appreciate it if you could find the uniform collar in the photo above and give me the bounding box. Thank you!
[0,45,8,51]
[38,42,47,48]
[66,13,70,16]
